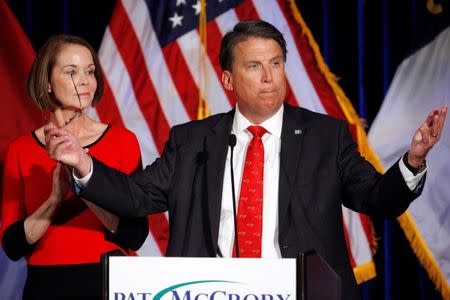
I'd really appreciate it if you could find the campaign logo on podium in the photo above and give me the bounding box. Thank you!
[108,257,296,300]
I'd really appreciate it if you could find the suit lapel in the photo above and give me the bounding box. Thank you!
[205,110,234,251]
[279,104,307,221]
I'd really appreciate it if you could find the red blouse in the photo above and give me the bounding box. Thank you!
[1,126,144,265]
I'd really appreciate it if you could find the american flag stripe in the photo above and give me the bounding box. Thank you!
[234,0,258,21]
[121,0,192,127]
[146,213,169,255]
[177,31,232,114]
[95,0,376,282]
[215,9,239,35]
[98,28,160,165]
[284,85,298,107]
[281,2,342,117]
[343,207,372,267]
[204,20,236,105]
[135,214,169,256]
[343,218,358,267]
[101,2,172,255]
[266,0,326,113]
[360,214,376,251]
[162,42,200,120]
[94,79,126,127]
[109,2,171,154]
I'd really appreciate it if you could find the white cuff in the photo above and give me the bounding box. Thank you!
[398,156,427,191]
[72,158,93,188]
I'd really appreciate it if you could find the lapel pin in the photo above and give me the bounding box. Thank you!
[294,129,302,135]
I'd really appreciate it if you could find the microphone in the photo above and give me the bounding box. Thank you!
[228,134,239,257]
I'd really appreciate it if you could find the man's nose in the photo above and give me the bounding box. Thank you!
[262,65,273,83]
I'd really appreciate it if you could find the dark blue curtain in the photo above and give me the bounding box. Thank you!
[6,0,446,299]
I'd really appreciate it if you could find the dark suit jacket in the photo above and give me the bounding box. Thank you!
[81,103,421,300]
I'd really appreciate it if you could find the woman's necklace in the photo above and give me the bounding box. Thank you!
[57,110,83,129]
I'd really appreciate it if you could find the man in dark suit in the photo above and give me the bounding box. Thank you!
[45,20,447,299]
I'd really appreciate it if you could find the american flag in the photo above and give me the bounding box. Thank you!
[90,0,377,283]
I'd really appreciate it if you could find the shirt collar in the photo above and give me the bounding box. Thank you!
[232,103,284,138]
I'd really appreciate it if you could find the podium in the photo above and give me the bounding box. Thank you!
[103,251,341,300]
[297,251,341,300]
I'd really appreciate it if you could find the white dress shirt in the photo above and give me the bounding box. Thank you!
[218,104,283,258]
[75,105,426,258]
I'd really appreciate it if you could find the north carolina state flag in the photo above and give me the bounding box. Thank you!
[369,26,450,299]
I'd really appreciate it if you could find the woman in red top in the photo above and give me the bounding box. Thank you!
[0,35,149,299]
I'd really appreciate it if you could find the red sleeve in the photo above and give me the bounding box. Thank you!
[119,129,142,175]
[0,141,35,260]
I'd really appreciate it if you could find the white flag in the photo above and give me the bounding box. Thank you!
[368,26,450,299]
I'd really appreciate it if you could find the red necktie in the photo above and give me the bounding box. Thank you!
[236,125,266,258]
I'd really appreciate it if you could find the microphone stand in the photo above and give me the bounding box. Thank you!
[228,134,239,257]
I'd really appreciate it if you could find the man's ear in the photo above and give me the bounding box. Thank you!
[221,70,233,92]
